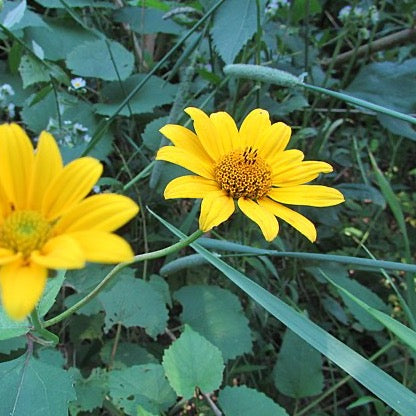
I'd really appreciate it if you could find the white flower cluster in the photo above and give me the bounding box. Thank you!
[0,83,16,118]
[338,4,380,25]
[266,0,290,16]
[46,118,92,148]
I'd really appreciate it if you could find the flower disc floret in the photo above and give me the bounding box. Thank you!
[0,211,52,259]
[214,147,272,200]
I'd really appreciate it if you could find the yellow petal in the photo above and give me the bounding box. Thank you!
[160,124,210,160]
[185,107,222,161]
[238,198,279,241]
[256,121,292,159]
[156,146,214,179]
[272,161,333,187]
[42,157,103,220]
[210,111,239,154]
[31,235,85,269]
[0,123,34,210]
[239,109,271,148]
[0,259,47,321]
[259,198,317,242]
[269,149,305,172]
[27,131,63,210]
[164,175,219,199]
[55,194,139,233]
[199,190,235,231]
[0,249,21,265]
[68,231,134,263]
[268,185,345,207]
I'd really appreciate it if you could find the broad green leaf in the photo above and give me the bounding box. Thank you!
[151,212,416,415]
[100,342,158,369]
[0,354,76,416]
[210,0,257,64]
[2,0,26,29]
[162,325,224,399]
[25,19,98,61]
[0,309,29,341]
[37,270,66,317]
[346,59,416,113]
[94,74,177,116]
[142,116,169,152]
[18,54,67,88]
[378,114,416,141]
[274,329,324,398]
[69,368,108,415]
[174,285,252,360]
[113,7,182,34]
[66,39,134,81]
[218,386,289,416]
[108,364,176,415]
[98,273,168,338]
[292,0,321,22]
[337,183,385,208]
[0,336,26,354]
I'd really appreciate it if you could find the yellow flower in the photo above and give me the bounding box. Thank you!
[0,124,139,320]
[156,107,344,242]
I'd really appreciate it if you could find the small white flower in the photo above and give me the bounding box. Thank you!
[0,84,15,96]
[93,185,101,194]
[369,6,379,24]
[338,5,352,21]
[73,122,88,132]
[83,134,92,143]
[70,77,86,90]
[7,103,15,118]
[64,120,72,125]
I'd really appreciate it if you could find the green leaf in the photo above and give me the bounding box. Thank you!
[66,39,134,81]
[98,273,168,338]
[218,386,289,416]
[274,329,324,398]
[37,270,66,317]
[318,268,416,353]
[0,354,76,416]
[292,0,321,23]
[337,183,386,208]
[0,336,26,353]
[94,74,177,116]
[308,265,388,331]
[18,54,49,88]
[174,285,252,360]
[100,342,158,369]
[69,368,108,415]
[25,19,98,61]
[151,212,416,415]
[162,325,224,399]
[2,0,26,29]
[345,58,416,113]
[34,0,115,8]
[142,116,169,152]
[210,0,257,64]
[113,7,182,34]
[108,364,176,415]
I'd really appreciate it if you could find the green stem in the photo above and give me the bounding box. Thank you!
[43,229,204,328]
[30,309,59,345]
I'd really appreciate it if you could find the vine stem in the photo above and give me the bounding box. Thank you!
[43,229,204,328]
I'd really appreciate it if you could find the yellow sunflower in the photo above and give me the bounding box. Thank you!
[0,123,139,320]
[156,107,344,242]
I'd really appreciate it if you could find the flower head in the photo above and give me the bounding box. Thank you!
[0,124,139,320]
[156,108,344,242]
[70,77,86,90]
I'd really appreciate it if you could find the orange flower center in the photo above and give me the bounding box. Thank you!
[214,147,272,199]
[0,211,53,258]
